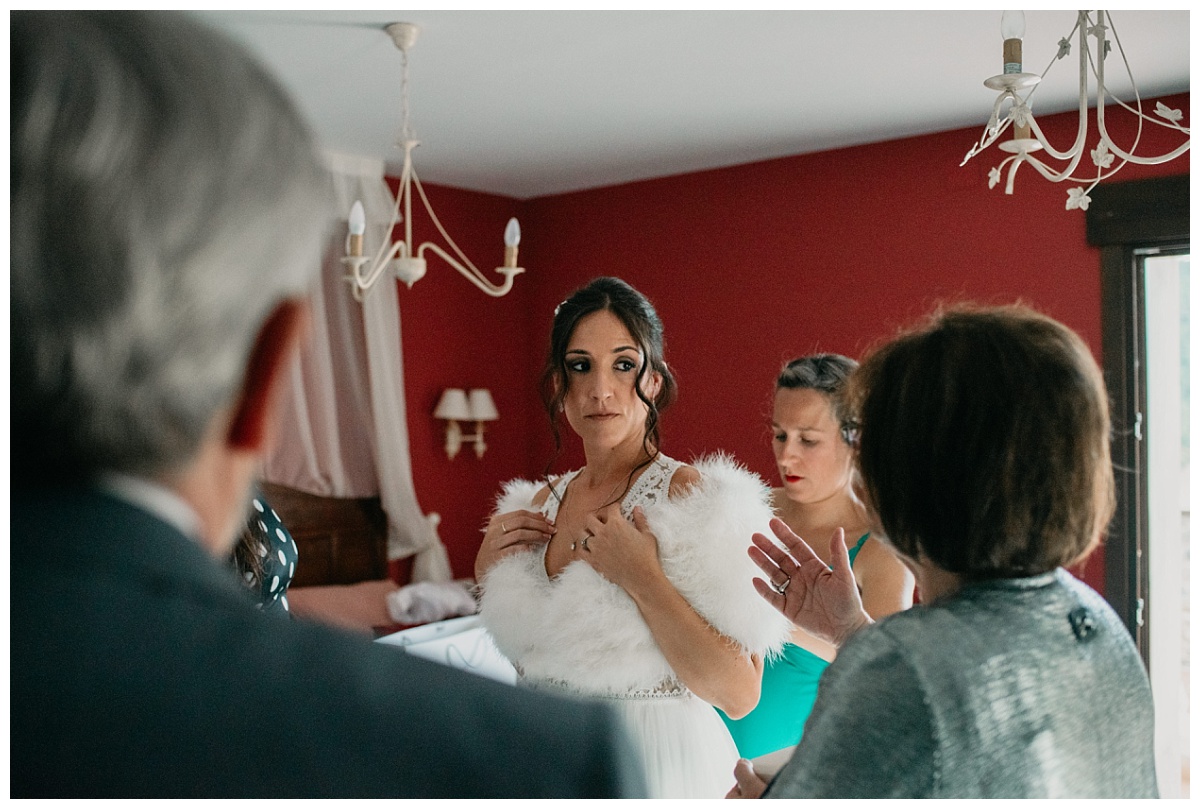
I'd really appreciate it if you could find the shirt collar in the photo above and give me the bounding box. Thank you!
[96,471,203,542]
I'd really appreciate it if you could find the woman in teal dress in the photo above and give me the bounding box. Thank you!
[718,354,915,761]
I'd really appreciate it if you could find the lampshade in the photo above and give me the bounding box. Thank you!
[434,388,471,421]
[467,388,499,421]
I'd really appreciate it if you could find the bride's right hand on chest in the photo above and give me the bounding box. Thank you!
[475,509,556,579]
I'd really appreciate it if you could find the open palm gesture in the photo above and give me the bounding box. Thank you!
[749,518,873,648]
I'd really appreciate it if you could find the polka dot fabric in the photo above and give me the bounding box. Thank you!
[239,493,298,615]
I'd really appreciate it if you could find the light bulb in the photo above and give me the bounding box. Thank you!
[1001,11,1025,41]
[349,200,366,235]
[503,218,520,268]
[1001,11,1025,75]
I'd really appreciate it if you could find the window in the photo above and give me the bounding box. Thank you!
[1090,174,1189,797]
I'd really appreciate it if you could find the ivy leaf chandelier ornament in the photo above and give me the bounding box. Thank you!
[961,11,1189,212]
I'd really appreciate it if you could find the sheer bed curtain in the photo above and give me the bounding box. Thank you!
[263,151,452,583]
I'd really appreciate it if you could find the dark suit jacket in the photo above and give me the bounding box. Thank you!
[11,486,647,798]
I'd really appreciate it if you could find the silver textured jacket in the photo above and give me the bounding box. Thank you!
[765,568,1157,798]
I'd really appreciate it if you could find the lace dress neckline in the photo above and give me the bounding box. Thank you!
[541,453,682,523]
[539,454,682,581]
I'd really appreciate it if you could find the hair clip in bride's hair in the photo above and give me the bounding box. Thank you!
[554,300,568,317]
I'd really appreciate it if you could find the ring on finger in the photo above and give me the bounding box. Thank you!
[770,576,791,595]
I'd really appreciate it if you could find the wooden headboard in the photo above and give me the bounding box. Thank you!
[258,482,389,588]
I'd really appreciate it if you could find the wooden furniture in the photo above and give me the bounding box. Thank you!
[258,481,390,588]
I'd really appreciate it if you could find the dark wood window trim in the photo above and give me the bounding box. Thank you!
[1088,173,1188,665]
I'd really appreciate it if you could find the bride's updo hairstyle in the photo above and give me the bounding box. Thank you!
[540,276,678,463]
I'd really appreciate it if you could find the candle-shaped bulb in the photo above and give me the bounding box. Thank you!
[1001,11,1025,74]
[348,200,366,257]
[503,217,520,268]
[1001,11,1025,40]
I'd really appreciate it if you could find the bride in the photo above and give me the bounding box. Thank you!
[476,277,790,798]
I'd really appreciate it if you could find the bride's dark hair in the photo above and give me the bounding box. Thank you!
[540,277,678,501]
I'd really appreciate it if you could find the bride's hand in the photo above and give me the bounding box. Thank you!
[475,509,555,581]
[579,505,662,592]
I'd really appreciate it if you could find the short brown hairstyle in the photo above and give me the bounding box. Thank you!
[849,304,1115,579]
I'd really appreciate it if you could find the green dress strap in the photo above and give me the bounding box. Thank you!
[847,532,870,567]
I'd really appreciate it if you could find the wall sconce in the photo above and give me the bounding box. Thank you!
[434,388,499,459]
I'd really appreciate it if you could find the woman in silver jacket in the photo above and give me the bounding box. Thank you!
[732,303,1158,799]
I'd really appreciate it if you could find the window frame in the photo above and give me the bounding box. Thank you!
[1088,173,1189,667]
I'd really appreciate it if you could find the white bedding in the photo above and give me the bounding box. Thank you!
[376,615,517,685]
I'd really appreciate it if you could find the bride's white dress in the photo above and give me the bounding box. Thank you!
[479,454,790,798]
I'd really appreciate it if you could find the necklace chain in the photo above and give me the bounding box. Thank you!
[561,472,627,515]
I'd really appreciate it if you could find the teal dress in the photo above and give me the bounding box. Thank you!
[717,532,870,759]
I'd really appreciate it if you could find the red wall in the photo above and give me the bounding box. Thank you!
[397,93,1189,593]
[391,179,542,580]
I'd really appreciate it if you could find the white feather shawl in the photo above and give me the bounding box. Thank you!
[478,453,792,695]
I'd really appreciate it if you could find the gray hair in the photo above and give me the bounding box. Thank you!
[11,11,334,481]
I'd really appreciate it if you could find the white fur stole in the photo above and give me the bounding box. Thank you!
[478,453,791,695]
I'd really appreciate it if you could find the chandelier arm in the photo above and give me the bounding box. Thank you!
[363,161,410,274]
[1104,95,1190,135]
[1024,15,1094,165]
[982,95,1018,146]
[1003,154,1025,195]
[1018,151,1087,185]
[1018,149,1134,187]
[1091,12,1143,170]
[1017,151,1129,190]
[400,143,416,259]
[1092,18,1190,166]
[1103,139,1191,167]
[962,117,1012,167]
[1022,114,1087,175]
[419,242,522,297]
[346,167,410,300]
[409,171,493,284]
[364,239,408,288]
[1031,12,1082,101]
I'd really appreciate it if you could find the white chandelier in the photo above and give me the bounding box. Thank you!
[343,22,524,302]
[961,10,1189,211]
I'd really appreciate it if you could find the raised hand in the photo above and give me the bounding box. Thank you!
[475,509,556,581]
[749,518,872,648]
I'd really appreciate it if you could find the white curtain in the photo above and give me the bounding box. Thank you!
[263,151,452,582]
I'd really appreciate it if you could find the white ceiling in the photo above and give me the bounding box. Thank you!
[193,10,1191,200]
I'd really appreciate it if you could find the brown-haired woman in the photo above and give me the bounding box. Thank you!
[475,277,790,799]
[718,354,914,763]
[732,304,1157,798]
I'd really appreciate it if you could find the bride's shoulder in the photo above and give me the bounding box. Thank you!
[530,481,556,508]
[667,463,701,499]
[495,477,548,513]
[674,453,769,496]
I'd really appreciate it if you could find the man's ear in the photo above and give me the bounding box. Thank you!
[226,298,308,452]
